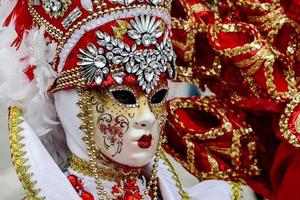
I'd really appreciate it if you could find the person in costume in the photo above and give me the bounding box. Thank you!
[0,0,247,199]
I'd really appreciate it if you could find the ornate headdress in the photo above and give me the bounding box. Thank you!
[6,0,176,93]
[0,0,177,136]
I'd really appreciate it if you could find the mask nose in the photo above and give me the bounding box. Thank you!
[134,97,156,129]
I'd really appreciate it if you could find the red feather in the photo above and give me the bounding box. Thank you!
[3,0,33,47]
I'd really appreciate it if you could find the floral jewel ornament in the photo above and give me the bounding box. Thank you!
[75,14,176,94]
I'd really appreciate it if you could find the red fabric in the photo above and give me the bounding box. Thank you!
[271,143,300,200]
[23,65,35,81]
[68,174,95,200]
[3,0,33,47]
[280,0,300,23]
[164,96,260,182]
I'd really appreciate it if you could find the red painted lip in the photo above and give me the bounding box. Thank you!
[137,135,152,149]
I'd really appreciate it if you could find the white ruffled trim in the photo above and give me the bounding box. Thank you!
[58,7,171,72]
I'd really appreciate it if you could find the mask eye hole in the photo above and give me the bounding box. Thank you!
[110,89,137,105]
[151,89,168,105]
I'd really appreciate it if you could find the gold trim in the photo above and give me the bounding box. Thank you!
[279,93,300,147]
[9,107,45,200]
[229,181,242,200]
[68,154,140,182]
[169,97,232,140]
[163,125,260,181]
[160,150,191,200]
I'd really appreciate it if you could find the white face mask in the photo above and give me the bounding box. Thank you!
[90,84,168,167]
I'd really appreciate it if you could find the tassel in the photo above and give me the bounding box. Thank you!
[3,0,33,47]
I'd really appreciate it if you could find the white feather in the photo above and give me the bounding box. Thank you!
[0,22,59,136]
[0,2,69,168]
[26,27,58,99]
[0,0,17,26]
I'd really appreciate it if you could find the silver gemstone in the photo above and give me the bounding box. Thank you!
[130,58,135,67]
[112,72,125,84]
[98,48,104,54]
[111,38,117,46]
[102,67,110,74]
[126,62,132,73]
[95,74,103,85]
[94,55,107,68]
[121,51,129,57]
[77,61,93,66]
[77,54,93,61]
[106,52,114,60]
[142,34,152,47]
[152,30,163,38]
[112,48,122,54]
[140,61,148,70]
[96,31,104,39]
[136,69,143,76]
[107,44,113,51]
[122,56,130,63]
[112,56,123,64]
[117,39,124,49]
[98,40,107,47]
[146,86,151,94]
[87,44,98,56]
[104,34,110,42]
[132,65,139,73]
[128,30,140,40]
[144,68,154,83]
[142,82,147,90]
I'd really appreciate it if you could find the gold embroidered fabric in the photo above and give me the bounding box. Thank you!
[9,107,45,200]
[68,154,141,182]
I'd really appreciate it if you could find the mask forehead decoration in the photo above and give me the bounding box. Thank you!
[77,16,175,94]
[13,0,176,94]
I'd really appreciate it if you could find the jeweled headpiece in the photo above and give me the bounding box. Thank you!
[6,0,176,94]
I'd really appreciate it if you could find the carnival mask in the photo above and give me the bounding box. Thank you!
[90,82,168,167]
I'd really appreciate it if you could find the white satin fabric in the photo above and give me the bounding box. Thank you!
[13,90,234,199]
[17,117,81,200]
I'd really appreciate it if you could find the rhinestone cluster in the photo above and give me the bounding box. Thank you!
[42,0,71,18]
[77,15,176,94]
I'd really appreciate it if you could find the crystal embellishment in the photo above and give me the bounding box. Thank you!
[128,15,164,47]
[109,0,162,6]
[77,44,110,85]
[42,0,71,18]
[77,15,176,93]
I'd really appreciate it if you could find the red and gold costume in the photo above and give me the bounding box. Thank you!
[166,0,300,199]
[0,0,299,199]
